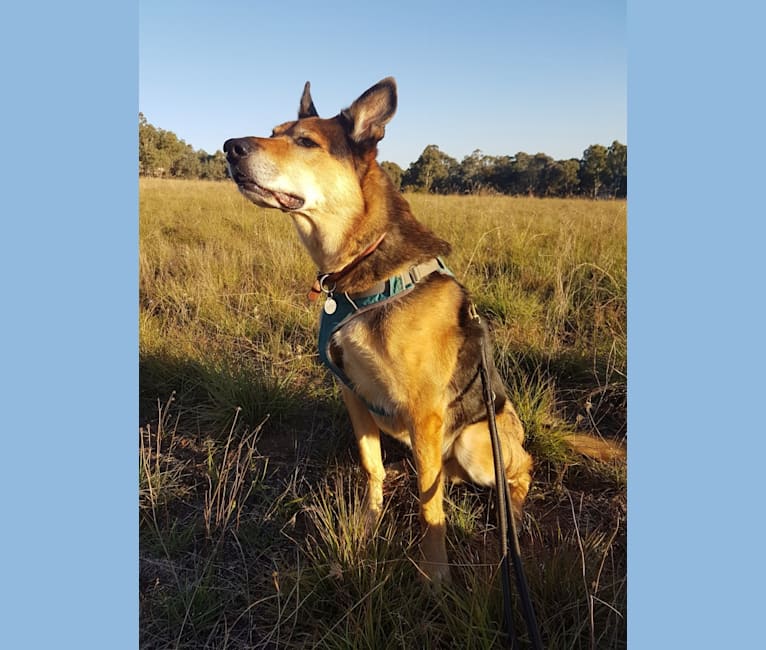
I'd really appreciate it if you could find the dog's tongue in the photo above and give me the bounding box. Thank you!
[274,190,304,210]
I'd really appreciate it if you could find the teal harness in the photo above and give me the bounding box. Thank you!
[317,257,454,416]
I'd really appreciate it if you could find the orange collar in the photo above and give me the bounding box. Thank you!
[308,232,387,301]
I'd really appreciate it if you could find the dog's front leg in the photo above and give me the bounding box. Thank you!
[409,411,450,585]
[340,386,386,526]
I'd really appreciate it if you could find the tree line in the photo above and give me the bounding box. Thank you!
[139,115,626,198]
[139,113,228,180]
[383,142,626,198]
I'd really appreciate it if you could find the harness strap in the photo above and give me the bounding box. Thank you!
[317,257,453,416]
[350,257,448,300]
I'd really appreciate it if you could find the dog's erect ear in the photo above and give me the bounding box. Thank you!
[341,77,397,145]
[298,81,318,119]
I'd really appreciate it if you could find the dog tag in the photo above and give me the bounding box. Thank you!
[324,296,337,315]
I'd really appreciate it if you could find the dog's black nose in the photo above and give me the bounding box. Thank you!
[223,138,251,160]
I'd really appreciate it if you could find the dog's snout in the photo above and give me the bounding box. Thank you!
[223,137,252,161]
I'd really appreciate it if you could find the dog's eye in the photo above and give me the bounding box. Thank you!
[295,136,319,148]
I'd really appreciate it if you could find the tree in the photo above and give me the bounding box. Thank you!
[200,151,228,181]
[380,161,404,190]
[579,144,610,198]
[490,152,548,196]
[606,140,627,198]
[544,159,581,197]
[138,112,160,175]
[487,155,515,194]
[530,153,554,196]
[401,145,458,193]
[510,152,532,194]
[170,143,202,178]
[455,150,496,193]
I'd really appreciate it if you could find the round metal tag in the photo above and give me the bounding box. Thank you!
[324,296,337,315]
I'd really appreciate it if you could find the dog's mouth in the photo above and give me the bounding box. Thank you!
[235,176,305,211]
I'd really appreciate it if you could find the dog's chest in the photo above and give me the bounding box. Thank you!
[329,317,404,414]
[315,264,462,422]
[317,284,413,417]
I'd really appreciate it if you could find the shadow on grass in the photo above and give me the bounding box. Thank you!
[140,349,353,467]
[495,344,626,442]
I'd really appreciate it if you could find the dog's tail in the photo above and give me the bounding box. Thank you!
[562,433,626,462]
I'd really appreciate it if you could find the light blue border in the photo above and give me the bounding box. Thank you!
[4,1,763,647]
[629,1,764,647]
[0,3,137,648]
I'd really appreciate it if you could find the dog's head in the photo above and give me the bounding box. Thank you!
[224,78,397,267]
[224,78,396,213]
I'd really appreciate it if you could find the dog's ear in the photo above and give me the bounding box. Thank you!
[341,77,397,145]
[298,81,318,119]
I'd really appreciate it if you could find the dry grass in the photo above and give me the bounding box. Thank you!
[139,178,626,648]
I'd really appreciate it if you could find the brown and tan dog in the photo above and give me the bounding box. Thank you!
[224,78,619,584]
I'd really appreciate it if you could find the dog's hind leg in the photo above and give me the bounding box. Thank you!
[449,405,532,524]
[341,386,386,525]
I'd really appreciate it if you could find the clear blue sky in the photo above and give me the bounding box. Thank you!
[139,0,625,168]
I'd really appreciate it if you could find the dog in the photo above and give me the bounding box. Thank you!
[224,78,621,584]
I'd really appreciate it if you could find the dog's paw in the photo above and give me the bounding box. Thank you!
[362,483,384,534]
[418,560,452,588]
[362,504,382,536]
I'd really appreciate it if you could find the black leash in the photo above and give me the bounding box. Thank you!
[478,336,544,650]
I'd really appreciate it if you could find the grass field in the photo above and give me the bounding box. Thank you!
[139,178,627,649]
